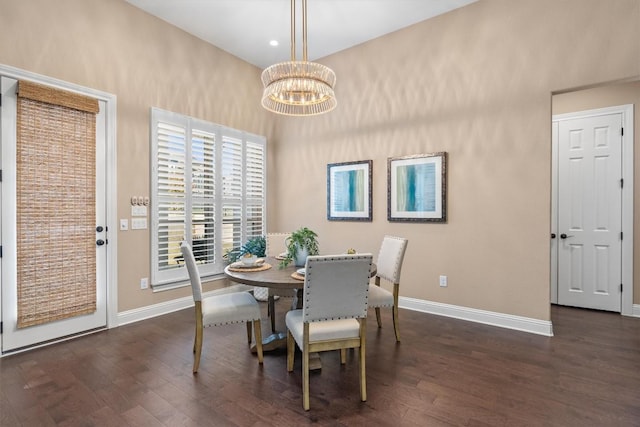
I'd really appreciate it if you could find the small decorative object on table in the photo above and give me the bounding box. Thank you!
[241,253,258,266]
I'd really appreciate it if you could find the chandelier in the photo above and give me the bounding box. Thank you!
[261,0,337,116]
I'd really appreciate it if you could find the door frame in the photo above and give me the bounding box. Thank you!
[0,64,118,352]
[551,104,634,316]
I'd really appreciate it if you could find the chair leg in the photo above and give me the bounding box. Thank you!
[359,320,367,402]
[246,321,253,344]
[193,321,203,374]
[340,348,346,364]
[268,295,276,333]
[375,307,382,328]
[286,330,295,372]
[303,342,310,411]
[253,319,264,364]
[392,305,401,342]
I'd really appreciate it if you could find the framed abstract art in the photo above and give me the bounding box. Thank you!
[387,152,447,222]
[327,160,372,221]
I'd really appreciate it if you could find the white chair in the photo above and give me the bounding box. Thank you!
[181,242,263,373]
[286,254,372,411]
[368,235,408,342]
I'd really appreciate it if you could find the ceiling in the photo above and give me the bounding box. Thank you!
[125,0,477,70]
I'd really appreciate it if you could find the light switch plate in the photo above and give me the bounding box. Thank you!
[131,218,147,230]
[131,205,147,217]
[120,219,128,231]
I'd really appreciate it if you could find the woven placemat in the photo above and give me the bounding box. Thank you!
[228,262,272,273]
[291,272,305,281]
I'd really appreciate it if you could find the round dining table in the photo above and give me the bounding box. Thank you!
[224,256,377,310]
[224,256,377,368]
[224,257,303,298]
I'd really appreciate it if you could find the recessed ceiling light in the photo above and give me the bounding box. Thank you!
[269,40,279,47]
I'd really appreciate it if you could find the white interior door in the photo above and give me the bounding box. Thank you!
[1,76,108,353]
[556,111,623,312]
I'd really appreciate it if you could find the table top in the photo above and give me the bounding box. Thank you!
[224,256,377,290]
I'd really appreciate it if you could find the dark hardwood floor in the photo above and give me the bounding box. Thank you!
[2,302,640,426]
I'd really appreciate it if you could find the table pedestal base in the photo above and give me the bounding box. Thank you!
[251,331,287,352]
[251,333,322,370]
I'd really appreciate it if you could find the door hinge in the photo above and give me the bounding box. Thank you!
[621,127,624,136]
[620,232,623,240]
[620,283,623,292]
[0,245,3,258]
[0,321,3,334]
[620,178,623,188]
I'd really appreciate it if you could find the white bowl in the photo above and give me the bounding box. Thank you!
[241,255,258,265]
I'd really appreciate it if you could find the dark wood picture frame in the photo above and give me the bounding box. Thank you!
[387,152,447,222]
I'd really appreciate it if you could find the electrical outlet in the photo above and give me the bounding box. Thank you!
[439,275,448,287]
[140,277,148,290]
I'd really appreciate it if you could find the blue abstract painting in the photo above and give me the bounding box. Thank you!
[395,163,436,212]
[388,153,446,222]
[327,160,372,221]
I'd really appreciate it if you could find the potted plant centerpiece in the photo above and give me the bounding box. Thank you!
[280,227,319,268]
[224,235,266,264]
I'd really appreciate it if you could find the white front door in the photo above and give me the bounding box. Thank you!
[555,110,623,312]
[1,76,108,353]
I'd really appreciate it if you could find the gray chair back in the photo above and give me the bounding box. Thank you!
[302,254,372,322]
[181,242,203,302]
[266,232,291,257]
[376,236,408,284]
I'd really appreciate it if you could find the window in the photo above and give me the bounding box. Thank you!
[151,108,266,289]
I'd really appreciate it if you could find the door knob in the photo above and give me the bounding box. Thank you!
[551,233,556,239]
[96,226,104,232]
[96,239,105,246]
[560,234,574,239]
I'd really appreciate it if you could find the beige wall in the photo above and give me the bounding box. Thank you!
[0,0,639,323]
[271,0,640,321]
[553,81,640,302]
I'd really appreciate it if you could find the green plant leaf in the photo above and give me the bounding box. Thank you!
[279,227,319,268]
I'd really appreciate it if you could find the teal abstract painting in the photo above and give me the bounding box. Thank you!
[327,160,372,221]
[388,153,446,222]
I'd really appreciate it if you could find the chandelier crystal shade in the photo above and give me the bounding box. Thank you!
[261,0,337,116]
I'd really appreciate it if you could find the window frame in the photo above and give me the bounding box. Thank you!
[150,108,267,290]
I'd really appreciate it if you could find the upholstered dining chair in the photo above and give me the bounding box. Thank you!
[181,242,264,374]
[286,254,372,411]
[264,232,292,332]
[368,235,408,342]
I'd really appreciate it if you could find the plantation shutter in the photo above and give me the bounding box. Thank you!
[246,141,266,238]
[221,134,243,255]
[190,129,216,264]
[151,108,266,288]
[155,120,187,280]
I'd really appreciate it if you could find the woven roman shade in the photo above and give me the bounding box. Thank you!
[16,81,99,328]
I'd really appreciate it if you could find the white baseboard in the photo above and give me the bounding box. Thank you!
[632,304,640,317]
[118,292,558,336]
[117,284,253,327]
[399,297,554,337]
